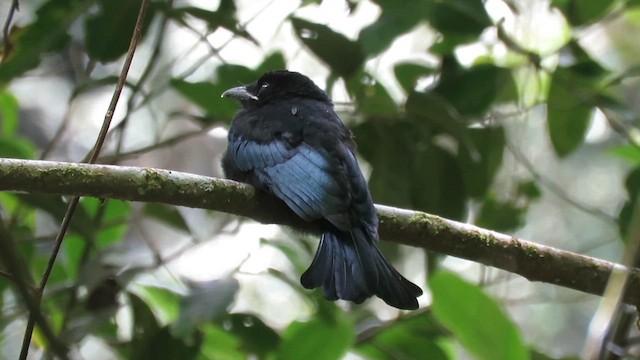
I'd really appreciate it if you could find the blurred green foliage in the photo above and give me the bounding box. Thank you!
[0,0,638,358]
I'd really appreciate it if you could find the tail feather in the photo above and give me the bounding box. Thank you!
[300,227,422,310]
[372,248,423,310]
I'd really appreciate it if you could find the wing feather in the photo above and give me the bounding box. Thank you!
[228,137,348,223]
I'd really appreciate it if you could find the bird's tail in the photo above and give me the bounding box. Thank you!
[300,227,422,310]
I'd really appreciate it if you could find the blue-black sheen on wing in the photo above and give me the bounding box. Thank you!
[228,136,348,225]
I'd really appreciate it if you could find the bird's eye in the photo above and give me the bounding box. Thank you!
[259,83,269,92]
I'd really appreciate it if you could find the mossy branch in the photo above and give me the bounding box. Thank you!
[1,157,638,305]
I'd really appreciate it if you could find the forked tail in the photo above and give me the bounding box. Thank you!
[300,227,422,310]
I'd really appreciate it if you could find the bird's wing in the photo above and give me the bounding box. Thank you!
[229,137,350,228]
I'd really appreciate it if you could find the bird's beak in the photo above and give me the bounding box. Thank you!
[221,86,258,101]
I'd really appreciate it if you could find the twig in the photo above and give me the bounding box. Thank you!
[112,1,173,161]
[0,267,13,280]
[18,1,151,358]
[505,138,617,223]
[1,0,19,60]
[97,127,214,163]
[0,217,69,359]
[583,190,640,358]
[1,158,640,306]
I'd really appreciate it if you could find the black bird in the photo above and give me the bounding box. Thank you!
[221,70,422,310]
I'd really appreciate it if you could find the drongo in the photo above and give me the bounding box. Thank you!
[222,70,422,310]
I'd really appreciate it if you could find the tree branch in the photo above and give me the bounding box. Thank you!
[1,158,638,305]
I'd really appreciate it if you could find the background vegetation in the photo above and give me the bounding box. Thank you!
[1,0,640,358]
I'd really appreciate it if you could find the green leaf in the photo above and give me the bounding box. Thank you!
[430,271,529,360]
[434,57,514,116]
[62,234,86,278]
[517,181,542,200]
[127,292,161,359]
[96,200,131,248]
[257,52,287,74]
[547,67,596,157]
[135,286,182,325]
[476,195,527,232]
[562,41,608,78]
[16,194,95,238]
[84,0,154,62]
[276,318,354,360]
[0,138,36,159]
[552,0,617,26]
[405,90,467,136]
[394,62,436,93]
[619,166,640,236]
[199,324,245,360]
[354,119,467,220]
[172,278,239,337]
[135,326,202,360]
[291,17,364,77]
[346,71,398,117]
[173,54,288,123]
[0,91,19,136]
[358,4,424,57]
[144,203,189,232]
[167,0,255,43]
[609,144,640,164]
[425,0,492,38]
[356,312,452,360]
[530,349,580,360]
[225,313,280,357]
[171,79,238,120]
[457,127,505,198]
[0,0,93,84]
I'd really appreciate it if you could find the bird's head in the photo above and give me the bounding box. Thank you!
[221,70,330,108]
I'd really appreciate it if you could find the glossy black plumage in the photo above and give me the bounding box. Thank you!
[221,70,422,310]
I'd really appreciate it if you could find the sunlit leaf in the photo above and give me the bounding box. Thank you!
[135,286,182,325]
[0,91,19,136]
[0,138,36,159]
[199,324,245,360]
[609,144,640,164]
